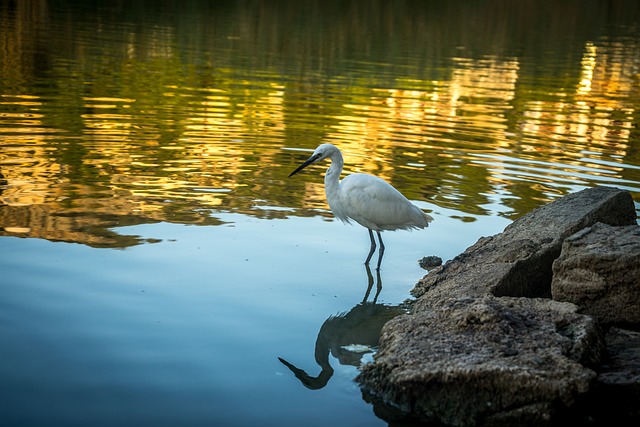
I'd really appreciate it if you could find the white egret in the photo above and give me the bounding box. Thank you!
[289,143,433,269]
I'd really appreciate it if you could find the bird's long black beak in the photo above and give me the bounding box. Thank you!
[289,153,322,177]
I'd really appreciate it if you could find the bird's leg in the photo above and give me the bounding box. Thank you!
[375,230,385,271]
[365,229,376,265]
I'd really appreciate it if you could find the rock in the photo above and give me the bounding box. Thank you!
[590,328,640,424]
[599,328,640,388]
[412,186,636,303]
[357,187,639,426]
[418,255,443,270]
[358,296,604,427]
[551,223,640,327]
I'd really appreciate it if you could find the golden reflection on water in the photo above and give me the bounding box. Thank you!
[0,0,639,247]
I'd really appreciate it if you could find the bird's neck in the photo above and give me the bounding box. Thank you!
[324,153,343,195]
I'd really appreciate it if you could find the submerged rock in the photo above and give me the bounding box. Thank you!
[418,255,443,270]
[357,186,639,426]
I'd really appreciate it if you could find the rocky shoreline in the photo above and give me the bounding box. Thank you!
[357,186,639,426]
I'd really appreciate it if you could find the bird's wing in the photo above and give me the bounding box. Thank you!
[339,174,423,230]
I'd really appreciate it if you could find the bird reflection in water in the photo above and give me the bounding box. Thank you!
[278,265,407,390]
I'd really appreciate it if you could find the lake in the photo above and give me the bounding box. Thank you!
[1,1,639,426]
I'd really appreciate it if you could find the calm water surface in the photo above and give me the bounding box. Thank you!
[1,1,639,426]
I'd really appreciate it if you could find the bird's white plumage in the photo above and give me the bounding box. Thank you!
[329,173,430,231]
[306,143,432,231]
[289,143,433,268]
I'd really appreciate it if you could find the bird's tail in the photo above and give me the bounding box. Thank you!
[423,211,434,225]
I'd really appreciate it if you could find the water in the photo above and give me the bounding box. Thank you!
[1,1,639,426]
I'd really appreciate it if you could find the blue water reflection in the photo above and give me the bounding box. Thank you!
[0,211,510,426]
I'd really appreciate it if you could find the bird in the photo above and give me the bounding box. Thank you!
[289,143,433,270]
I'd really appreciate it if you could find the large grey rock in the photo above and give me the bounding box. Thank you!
[358,187,638,426]
[599,328,640,389]
[552,223,640,327]
[412,186,636,304]
[588,328,640,424]
[358,296,604,427]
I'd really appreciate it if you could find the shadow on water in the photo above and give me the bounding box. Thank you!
[278,265,407,390]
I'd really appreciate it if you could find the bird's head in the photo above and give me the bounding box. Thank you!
[288,144,338,177]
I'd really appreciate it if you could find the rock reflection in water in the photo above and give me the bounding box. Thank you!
[278,266,407,390]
